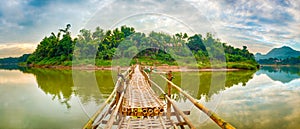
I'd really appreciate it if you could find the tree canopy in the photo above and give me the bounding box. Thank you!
[24,24,258,69]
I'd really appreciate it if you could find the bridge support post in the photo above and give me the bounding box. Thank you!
[166,71,173,119]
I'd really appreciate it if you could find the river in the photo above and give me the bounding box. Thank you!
[0,66,299,129]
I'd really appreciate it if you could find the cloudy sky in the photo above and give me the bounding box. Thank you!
[0,0,299,58]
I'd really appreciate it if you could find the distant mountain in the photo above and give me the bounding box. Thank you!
[255,46,300,60]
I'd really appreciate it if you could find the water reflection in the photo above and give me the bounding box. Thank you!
[1,66,257,110]
[209,73,300,129]
[21,68,116,110]
[1,66,299,128]
[257,66,300,83]
[0,65,28,71]
[0,68,87,129]
[73,70,115,105]
[151,70,256,102]
[24,69,74,109]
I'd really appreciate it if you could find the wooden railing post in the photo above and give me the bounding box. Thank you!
[117,66,120,74]
[166,71,173,119]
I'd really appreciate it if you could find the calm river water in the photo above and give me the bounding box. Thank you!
[0,66,299,129]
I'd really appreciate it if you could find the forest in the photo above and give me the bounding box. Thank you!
[22,24,258,69]
[0,54,30,65]
[258,57,300,65]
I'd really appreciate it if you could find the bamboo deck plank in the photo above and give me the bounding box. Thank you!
[122,65,165,116]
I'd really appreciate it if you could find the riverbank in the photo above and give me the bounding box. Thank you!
[260,64,300,67]
[26,64,244,72]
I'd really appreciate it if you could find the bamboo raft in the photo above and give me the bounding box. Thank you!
[83,65,236,129]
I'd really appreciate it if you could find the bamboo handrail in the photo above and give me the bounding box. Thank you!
[159,75,236,129]
[104,69,132,129]
[165,95,195,129]
[104,83,127,129]
[83,67,130,129]
[83,79,119,129]
[149,80,195,129]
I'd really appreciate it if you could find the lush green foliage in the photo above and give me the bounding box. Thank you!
[27,24,74,65]
[0,54,30,65]
[26,24,258,69]
[258,56,300,65]
[255,46,300,60]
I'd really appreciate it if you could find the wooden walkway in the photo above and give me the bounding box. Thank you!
[121,65,165,117]
[83,65,236,129]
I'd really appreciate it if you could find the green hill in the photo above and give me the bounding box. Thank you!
[255,46,300,60]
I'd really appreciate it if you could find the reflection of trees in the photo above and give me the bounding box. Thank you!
[152,70,256,101]
[95,71,115,96]
[261,66,300,75]
[25,68,114,108]
[258,66,300,83]
[73,70,115,105]
[225,71,256,87]
[24,68,73,109]
[197,71,255,100]
[22,69,116,108]
[6,66,118,110]
[5,66,256,106]
[0,65,28,71]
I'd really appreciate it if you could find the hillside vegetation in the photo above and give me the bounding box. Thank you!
[16,24,258,69]
[255,46,300,65]
[0,54,30,65]
[255,46,300,60]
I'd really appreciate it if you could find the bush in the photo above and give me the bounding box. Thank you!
[227,62,257,70]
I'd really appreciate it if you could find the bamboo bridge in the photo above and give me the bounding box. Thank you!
[83,65,235,129]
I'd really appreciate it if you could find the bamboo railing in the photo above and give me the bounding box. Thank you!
[104,67,133,129]
[149,79,195,129]
[83,67,131,129]
[159,74,236,129]
[84,65,235,129]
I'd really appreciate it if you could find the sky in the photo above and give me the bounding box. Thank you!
[0,0,299,58]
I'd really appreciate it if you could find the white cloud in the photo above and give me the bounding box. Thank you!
[186,0,300,53]
[0,43,36,58]
[0,0,300,56]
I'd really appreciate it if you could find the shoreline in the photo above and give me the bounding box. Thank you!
[26,65,243,72]
[260,64,300,67]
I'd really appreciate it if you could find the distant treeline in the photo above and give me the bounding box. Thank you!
[0,54,30,65]
[2,24,258,69]
[258,56,300,65]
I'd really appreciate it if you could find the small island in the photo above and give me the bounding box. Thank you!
[0,24,259,70]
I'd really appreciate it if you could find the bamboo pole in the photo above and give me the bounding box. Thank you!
[104,68,132,129]
[166,71,172,119]
[83,67,130,129]
[165,95,195,129]
[83,79,119,129]
[149,80,195,129]
[104,81,127,129]
[172,105,185,129]
[160,75,236,129]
